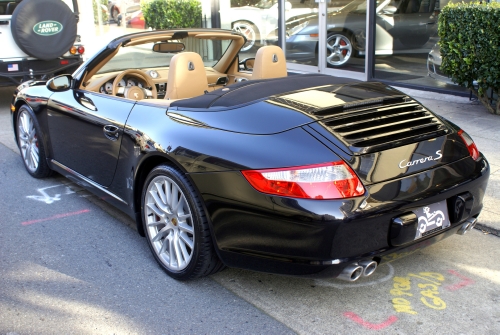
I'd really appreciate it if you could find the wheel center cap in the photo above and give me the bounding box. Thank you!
[171,218,178,226]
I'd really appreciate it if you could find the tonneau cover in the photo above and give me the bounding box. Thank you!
[170,74,359,109]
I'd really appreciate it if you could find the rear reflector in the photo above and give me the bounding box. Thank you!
[458,129,479,161]
[242,161,365,199]
[60,60,69,65]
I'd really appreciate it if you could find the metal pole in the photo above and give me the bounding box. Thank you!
[365,0,376,81]
[278,0,286,56]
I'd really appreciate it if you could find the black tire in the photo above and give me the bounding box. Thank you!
[11,0,77,60]
[16,105,52,178]
[111,7,119,22]
[232,21,260,52]
[141,164,224,280]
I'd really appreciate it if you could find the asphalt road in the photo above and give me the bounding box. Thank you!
[1,85,499,334]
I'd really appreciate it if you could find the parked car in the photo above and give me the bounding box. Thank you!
[116,3,141,26]
[222,0,342,52]
[108,0,140,23]
[427,43,454,83]
[11,28,489,281]
[0,0,84,86]
[279,0,438,67]
[126,10,145,29]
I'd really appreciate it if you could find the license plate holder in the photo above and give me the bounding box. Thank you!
[413,201,450,240]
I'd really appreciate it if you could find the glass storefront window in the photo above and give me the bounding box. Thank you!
[373,0,475,94]
[219,0,280,61]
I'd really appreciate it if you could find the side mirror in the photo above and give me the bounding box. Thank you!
[239,58,255,71]
[47,75,72,92]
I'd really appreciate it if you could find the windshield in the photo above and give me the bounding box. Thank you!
[98,37,232,74]
[246,0,277,9]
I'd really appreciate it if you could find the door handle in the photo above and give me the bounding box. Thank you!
[103,125,119,141]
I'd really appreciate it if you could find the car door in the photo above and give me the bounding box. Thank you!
[46,90,135,187]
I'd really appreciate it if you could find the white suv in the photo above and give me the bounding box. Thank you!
[0,0,84,86]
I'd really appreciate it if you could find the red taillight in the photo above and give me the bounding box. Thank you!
[241,161,365,199]
[458,129,479,161]
[77,46,85,54]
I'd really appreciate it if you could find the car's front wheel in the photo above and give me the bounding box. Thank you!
[326,32,353,67]
[233,21,259,52]
[16,105,52,178]
[141,164,224,280]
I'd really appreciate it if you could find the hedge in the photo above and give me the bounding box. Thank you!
[141,0,202,30]
[93,0,109,24]
[438,2,500,114]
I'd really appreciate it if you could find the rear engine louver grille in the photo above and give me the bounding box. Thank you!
[320,100,448,154]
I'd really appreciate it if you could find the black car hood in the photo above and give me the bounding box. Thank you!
[167,81,409,137]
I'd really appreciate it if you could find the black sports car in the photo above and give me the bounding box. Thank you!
[11,29,489,281]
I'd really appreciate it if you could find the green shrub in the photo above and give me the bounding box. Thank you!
[93,0,109,24]
[438,2,500,114]
[142,0,202,30]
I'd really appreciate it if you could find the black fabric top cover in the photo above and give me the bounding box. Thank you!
[11,0,78,60]
[170,74,360,109]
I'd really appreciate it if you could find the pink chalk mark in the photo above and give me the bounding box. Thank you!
[445,269,474,291]
[21,209,91,226]
[343,312,398,330]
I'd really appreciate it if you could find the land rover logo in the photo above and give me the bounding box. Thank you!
[33,21,63,36]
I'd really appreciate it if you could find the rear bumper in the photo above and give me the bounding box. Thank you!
[0,56,82,85]
[191,154,489,278]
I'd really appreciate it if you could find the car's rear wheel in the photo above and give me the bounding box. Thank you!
[326,32,353,67]
[141,165,224,280]
[233,21,259,52]
[111,8,119,22]
[16,105,52,178]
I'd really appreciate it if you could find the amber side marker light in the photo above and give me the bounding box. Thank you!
[458,129,480,161]
[10,104,16,112]
[69,46,85,55]
[242,161,365,199]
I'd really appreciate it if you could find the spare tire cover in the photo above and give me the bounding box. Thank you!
[11,0,77,60]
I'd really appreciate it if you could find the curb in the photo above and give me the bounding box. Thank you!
[475,223,500,238]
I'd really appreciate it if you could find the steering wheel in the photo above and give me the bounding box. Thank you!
[112,69,158,100]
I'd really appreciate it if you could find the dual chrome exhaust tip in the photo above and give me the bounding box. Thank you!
[457,218,477,235]
[337,260,378,282]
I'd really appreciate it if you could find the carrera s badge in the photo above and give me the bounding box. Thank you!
[399,150,442,169]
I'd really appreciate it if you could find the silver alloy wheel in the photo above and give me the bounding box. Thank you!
[326,33,353,67]
[233,21,257,52]
[18,109,39,173]
[145,175,195,271]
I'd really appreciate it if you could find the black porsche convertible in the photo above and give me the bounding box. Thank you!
[11,28,489,281]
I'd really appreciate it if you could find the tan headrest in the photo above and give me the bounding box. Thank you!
[165,52,209,100]
[251,45,287,80]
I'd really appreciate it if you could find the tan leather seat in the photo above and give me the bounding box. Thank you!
[165,52,209,100]
[251,45,287,80]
